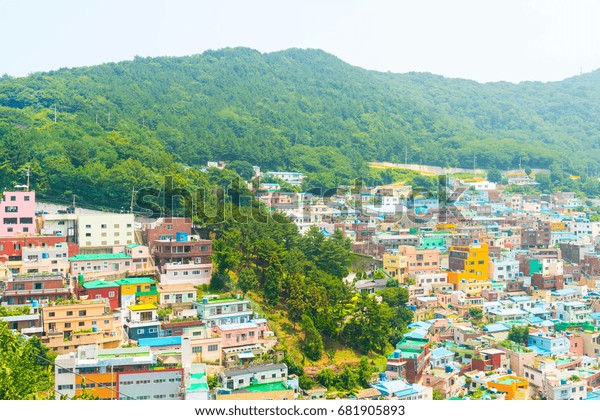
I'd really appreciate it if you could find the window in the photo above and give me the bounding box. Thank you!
[207,344,218,352]
[114,224,120,228]
[5,206,18,212]
[9,196,15,201]
[64,323,71,328]
[85,224,91,229]
[108,291,115,297]
[78,310,87,316]
[101,224,107,229]
[192,346,202,353]
[3,218,17,225]
[78,321,85,327]
[20,217,33,224]
[127,224,132,228]
[66,311,73,316]
[24,196,30,201]
[85,233,91,237]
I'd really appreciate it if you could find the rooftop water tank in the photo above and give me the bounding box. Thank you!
[176,232,188,242]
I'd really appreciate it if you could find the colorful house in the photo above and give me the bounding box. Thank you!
[124,304,160,341]
[79,279,120,309]
[116,277,157,308]
[486,375,529,400]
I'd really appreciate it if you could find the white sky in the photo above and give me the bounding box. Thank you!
[1,0,600,82]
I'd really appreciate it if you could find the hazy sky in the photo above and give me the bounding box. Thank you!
[2,0,600,83]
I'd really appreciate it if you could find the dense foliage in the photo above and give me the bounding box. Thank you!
[0,321,54,399]
[2,47,600,207]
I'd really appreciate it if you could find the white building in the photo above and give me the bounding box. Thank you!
[41,213,135,249]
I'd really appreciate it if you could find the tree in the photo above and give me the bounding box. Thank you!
[317,368,336,388]
[210,271,230,291]
[357,357,374,387]
[237,266,258,296]
[433,389,445,400]
[264,265,281,306]
[487,168,502,183]
[524,167,532,177]
[0,322,54,399]
[468,307,483,322]
[207,374,219,389]
[301,315,324,361]
[508,325,529,346]
[343,293,394,353]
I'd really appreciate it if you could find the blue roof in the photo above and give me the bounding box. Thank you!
[509,296,531,303]
[526,307,550,315]
[591,313,600,320]
[138,336,182,347]
[551,288,577,296]
[524,316,545,325]
[407,321,432,330]
[483,323,509,333]
[527,345,549,355]
[404,329,429,340]
[430,348,454,359]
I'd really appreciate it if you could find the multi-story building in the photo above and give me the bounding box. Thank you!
[0,189,36,236]
[265,171,304,186]
[527,332,570,356]
[78,279,121,309]
[41,213,135,249]
[153,234,213,286]
[54,344,185,400]
[220,364,288,391]
[116,277,157,308]
[69,252,133,280]
[555,301,591,323]
[123,304,160,341]
[0,236,79,280]
[41,300,122,354]
[1,273,70,305]
[142,217,193,253]
[158,283,197,306]
[193,295,252,327]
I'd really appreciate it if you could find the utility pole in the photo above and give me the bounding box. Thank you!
[130,186,135,214]
[53,105,57,123]
[405,147,408,165]
[95,113,98,125]
[26,164,30,191]
[72,194,76,208]
[108,111,111,125]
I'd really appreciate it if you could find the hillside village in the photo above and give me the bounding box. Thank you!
[4,165,600,401]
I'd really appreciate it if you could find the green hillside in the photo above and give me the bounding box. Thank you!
[1,47,600,205]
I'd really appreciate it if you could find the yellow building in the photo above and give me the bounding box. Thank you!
[447,242,489,284]
[487,375,529,400]
[116,277,157,307]
[41,300,122,354]
[383,252,407,281]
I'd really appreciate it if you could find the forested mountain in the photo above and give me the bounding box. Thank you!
[1,47,600,206]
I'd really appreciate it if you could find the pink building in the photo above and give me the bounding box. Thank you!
[214,322,260,349]
[0,190,36,236]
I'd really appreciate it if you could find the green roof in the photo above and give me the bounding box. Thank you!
[82,280,119,289]
[69,253,129,261]
[97,348,151,358]
[187,373,209,392]
[136,286,158,297]
[244,381,289,393]
[126,243,141,248]
[116,277,156,285]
